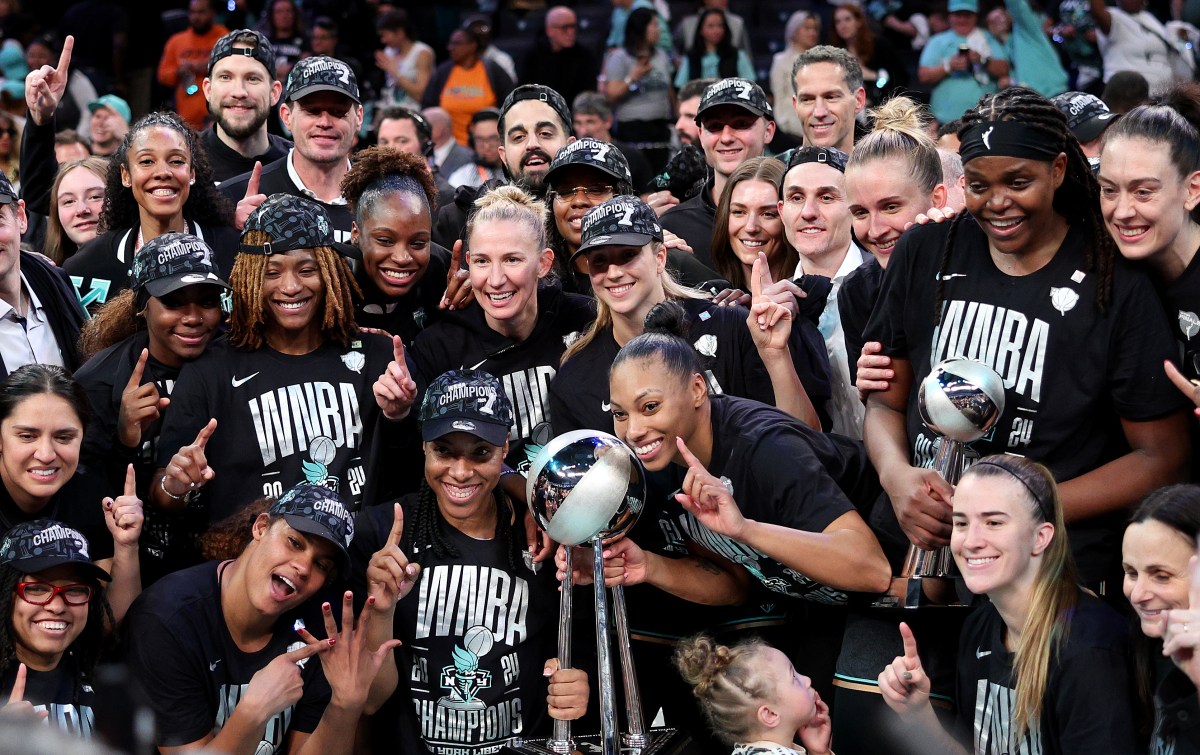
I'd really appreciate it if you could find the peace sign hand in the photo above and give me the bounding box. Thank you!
[746,252,792,353]
[104,463,144,548]
[161,418,217,501]
[674,437,747,540]
[366,503,421,614]
[878,622,931,715]
[25,35,72,125]
[118,348,170,449]
[374,336,418,421]
[0,665,48,722]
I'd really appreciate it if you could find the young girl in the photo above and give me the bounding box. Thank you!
[1122,485,1200,754]
[44,157,106,265]
[880,454,1138,753]
[63,111,236,313]
[0,519,116,738]
[675,634,833,755]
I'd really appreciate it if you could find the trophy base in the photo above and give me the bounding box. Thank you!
[871,576,969,609]
[505,728,689,755]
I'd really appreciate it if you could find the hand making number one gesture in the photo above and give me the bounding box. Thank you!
[366,503,421,615]
[104,463,144,548]
[746,252,793,353]
[373,336,418,421]
[160,418,218,502]
[25,35,72,126]
[674,437,748,541]
[878,622,932,715]
[118,348,170,449]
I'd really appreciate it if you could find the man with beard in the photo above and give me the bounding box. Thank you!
[432,84,574,248]
[446,108,503,189]
[202,29,291,183]
[219,55,364,243]
[158,0,229,130]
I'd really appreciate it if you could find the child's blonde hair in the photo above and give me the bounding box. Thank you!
[674,634,777,745]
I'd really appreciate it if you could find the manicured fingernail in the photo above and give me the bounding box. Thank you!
[323,602,331,611]
[367,596,376,605]
[328,638,336,646]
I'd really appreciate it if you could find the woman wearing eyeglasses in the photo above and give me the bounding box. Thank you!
[0,519,118,738]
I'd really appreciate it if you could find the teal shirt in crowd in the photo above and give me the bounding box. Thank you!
[920,30,1009,123]
[1001,0,1069,97]
[674,49,756,88]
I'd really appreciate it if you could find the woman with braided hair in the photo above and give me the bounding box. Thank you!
[674,634,833,755]
[349,369,589,754]
[151,193,418,532]
[863,86,1190,595]
[64,111,236,314]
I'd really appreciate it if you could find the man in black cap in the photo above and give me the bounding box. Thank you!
[1052,91,1117,160]
[659,78,775,268]
[432,84,575,248]
[0,171,85,377]
[202,29,292,183]
[220,56,365,245]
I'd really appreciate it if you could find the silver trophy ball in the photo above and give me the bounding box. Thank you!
[917,358,1007,443]
[526,430,647,546]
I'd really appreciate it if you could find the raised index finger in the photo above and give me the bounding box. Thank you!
[126,348,150,392]
[193,418,218,448]
[245,161,262,198]
[8,663,25,704]
[386,502,405,547]
[449,239,464,278]
[55,36,73,78]
[754,251,774,293]
[675,436,706,473]
[392,334,406,366]
[899,621,920,665]
[123,463,137,498]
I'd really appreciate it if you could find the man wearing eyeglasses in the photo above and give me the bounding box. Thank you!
[520,7,601,108]
[659,78,775,269]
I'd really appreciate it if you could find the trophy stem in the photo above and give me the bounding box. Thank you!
[592,537,619,755]
[611,584,650,748]
[548,546,575,753]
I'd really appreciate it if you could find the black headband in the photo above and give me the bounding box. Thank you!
[958,121,1063,165]
[969,459,1053,522]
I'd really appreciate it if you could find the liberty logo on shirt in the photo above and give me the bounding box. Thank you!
[438,626,494,710]
[301,435,339,489]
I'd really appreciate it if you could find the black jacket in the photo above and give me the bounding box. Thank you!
[203,125,292,185]
[659,176,718,269]
[3,252,87,377]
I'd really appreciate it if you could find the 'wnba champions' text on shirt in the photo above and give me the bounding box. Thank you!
[248,381,364,466]
[932,299,1049,403]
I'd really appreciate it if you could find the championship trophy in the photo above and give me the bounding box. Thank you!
[506,430,685,755]
[884,358,1006,608]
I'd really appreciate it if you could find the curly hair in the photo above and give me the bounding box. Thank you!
[0,564,114,688]
[935,87,1115,323]
[99,111,233,233]
[44,157,109,265]
[674,634,775,745]
[340,146,438,224]
[77,289,140,361]
[227,238,361,350]
[199,497,275,561]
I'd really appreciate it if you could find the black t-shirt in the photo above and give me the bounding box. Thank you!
[0,470,113,563]
[353,242,452,347]
[864,217,1188,583]
[156,335,397,522]
[0,656,95,737]
[659,180,718,270]
[954,592,1137,754]
[61,223,240,314]
[203,126,292,185]
[219,154,355,245]
[1154,652,1200,754]
[350,495,558,755]
[549,297,831,436]
[1163,247,1200,381]
[838,257,884,385]
[122,561,330,749]
[408,283,596,472]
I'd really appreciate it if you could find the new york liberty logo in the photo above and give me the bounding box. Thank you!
[438,625,494,710]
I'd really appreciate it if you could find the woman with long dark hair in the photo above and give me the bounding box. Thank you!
[674,9,754,89]
[603,7,675,172]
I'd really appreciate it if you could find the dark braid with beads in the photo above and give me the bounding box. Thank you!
[403,481,525,572]
[933,87,1116,324]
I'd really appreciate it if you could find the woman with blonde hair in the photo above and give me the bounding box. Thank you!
[44,157,106,265]
[880,454,1138,753]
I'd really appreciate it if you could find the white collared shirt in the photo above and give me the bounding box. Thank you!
[0,274,65,370]
[285,150,349,206]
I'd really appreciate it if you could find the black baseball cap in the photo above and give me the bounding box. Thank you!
[1051,91,1117,143]
[0,169,16,204]
[284,55,360,104]
[132,232,230,298]
[500,84,573,134]
[419,370,514,446]
[695,77,772,124]
[784,145,848,176]
[241,194,336,255]
[269,484,354,574]
[545,138,633,188]
[208,29,276,77]
[573,195,663,262]
[0,520,111,582]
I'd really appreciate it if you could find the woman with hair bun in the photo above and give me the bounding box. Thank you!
[880,454,1138,753]
[674,634,833,755]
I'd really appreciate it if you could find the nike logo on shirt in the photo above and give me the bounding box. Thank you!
[976,647,991,659]
[937,273,968,281]
[209,659,222,671]
[231,372,260,388]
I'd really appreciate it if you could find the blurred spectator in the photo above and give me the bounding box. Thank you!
[157,0,229,131]
[85,94,128,157]
[938,147,966,210]
[53,130,90,163]
[520,6,601,107]
[60,0,127,96]
[1053,0,1103,91]
[571,90,654,190]
[421,106,474,178]
[465,16,517,83]
[1051,90,1116,157]
[309,17,364,97]
[257,0,307,82]
[603,7,675,172]
[374,9,433,111]
[375,105,455,209]
[674,8,755,88]
[672,77,713,149]
[607,0,673,55]
[420,25,514,146]
[918,0,1010,124]
[0,111,19,192]
[1102,68,1150,111]
[201,28,290,183]
[446,107,503,189]
[674,0,752,59]
[830,4,909,104]
[772,12,822,141]
[24,34,96,137]
[987,0,1068,97]
[1090,0,1193,93]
